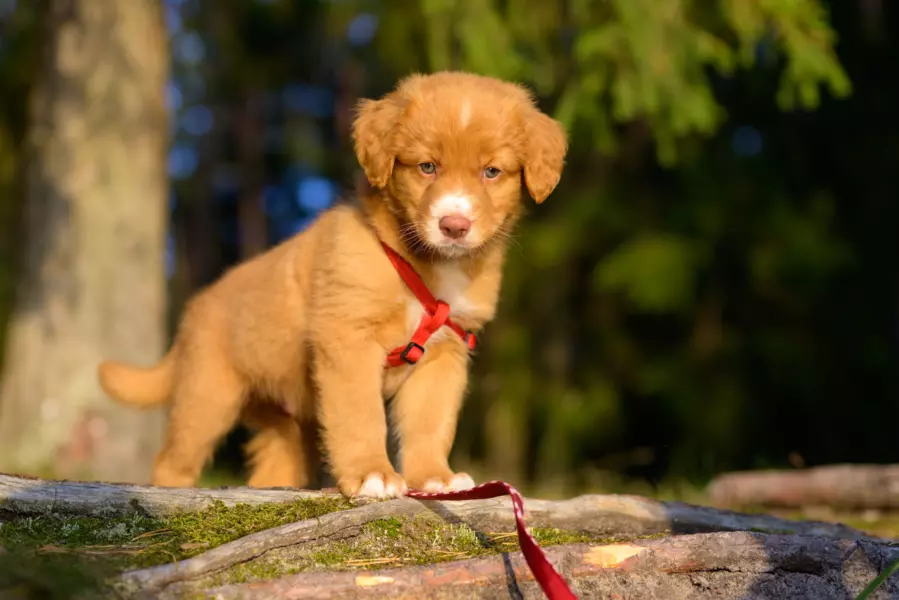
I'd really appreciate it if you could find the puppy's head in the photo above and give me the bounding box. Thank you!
[352,71,567,258]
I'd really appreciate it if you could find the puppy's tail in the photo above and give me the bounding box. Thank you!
[98,346,178,408]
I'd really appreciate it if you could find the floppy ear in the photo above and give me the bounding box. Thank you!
[522,111,568,203]
[352,97,401,189]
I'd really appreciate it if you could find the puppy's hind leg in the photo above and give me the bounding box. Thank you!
[152,356,245,488]
[243,403,321,489]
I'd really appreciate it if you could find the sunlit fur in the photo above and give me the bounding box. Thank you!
[97,71,568,498]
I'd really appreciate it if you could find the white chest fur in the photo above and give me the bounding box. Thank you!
[404,263,476,344]
[384,263,478,398]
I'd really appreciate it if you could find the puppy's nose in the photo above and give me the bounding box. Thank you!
[439,215,471,239]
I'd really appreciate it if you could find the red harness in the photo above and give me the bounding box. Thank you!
[381,242,477,368]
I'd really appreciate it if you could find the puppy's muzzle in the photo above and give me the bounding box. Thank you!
[439,215,471,239]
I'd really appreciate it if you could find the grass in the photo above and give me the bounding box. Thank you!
[855,558,899,600]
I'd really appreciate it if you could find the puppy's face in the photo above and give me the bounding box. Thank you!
[353,72,568,258]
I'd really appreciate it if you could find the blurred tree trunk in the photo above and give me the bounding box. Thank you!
[236,91,268,260]
[0,0,168,483]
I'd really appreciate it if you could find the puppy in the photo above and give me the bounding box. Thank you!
[98,71,567,497]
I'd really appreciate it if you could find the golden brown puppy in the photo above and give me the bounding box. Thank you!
[98,71,567,497]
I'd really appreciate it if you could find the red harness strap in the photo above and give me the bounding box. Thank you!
[407,481,579,600]
[381,242,477,367]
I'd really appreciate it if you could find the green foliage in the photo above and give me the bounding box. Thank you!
[596,234,701,313]
[721,0,852,110]
[333,0,850,164]
[855,558,899,600]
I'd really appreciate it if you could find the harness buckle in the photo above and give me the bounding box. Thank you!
[400,342,425,364]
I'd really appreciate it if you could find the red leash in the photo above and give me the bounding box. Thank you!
[406,480,578,600]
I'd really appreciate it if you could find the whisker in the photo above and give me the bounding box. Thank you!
[487,226,523,257]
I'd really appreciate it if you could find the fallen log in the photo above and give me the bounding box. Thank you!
[707,464,899,510]
[0,473,868,542]
[116,491,878,594]
[0,473,337,517]
[2,474,892,599]
[201,532,899,600]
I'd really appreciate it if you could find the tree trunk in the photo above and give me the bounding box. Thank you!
[0,0,168,483]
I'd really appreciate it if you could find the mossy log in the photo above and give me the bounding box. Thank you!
[0,473,868,540]
[707,464,899,510]
[112,483,880,595]
[202,532,899,600]
[2,474,895,599]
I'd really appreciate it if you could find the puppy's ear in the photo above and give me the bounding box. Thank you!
[522,110,568,203]
[352,97,401,189]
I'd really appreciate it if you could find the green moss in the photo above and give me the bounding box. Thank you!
[164,497,352,555]
[218,557,300,585]
[0,497,350,598]
[2,499,667,595]
[211,516,654,587]
[305,516,486,570]
[365,517,404,538]
[530,528,594,546]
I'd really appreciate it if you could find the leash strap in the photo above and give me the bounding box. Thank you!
[381,242,477,368]
[406,480,578,600]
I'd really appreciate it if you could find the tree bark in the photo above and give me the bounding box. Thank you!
[0,0,168,483]
[707,464,899,510]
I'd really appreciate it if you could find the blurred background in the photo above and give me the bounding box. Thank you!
[0,0,896,502]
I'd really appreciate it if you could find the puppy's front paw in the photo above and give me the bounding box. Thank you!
[339,470,407,499]
[421,472,476,493]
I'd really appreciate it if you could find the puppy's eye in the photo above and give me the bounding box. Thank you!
[419,162,437,175]
[484,166,501,179]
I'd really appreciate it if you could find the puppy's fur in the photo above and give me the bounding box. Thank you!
[98,71,567,497]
